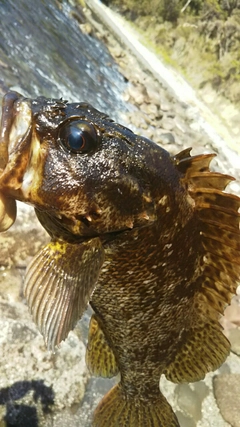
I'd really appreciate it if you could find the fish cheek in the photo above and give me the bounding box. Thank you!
[33,148,74,208]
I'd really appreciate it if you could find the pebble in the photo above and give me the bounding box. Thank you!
[158,132,176,144]
[175,383,202,421]
[128,84,146,105]
[228,328,240,356]
[161,116,176,131]
[213,374,240,427]
[139,102,158,117]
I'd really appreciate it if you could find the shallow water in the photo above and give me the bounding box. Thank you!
[0,0,130,117]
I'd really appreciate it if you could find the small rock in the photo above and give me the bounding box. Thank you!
[160,99,172,112]
[228,328,240,356]
[161,116,175,131]
[158,132,176,144]
[175,383,202,421]
[213,374,240,427]
[174,116,189,133]
[176,411,196,427]
[193,381,209,402]
[140,102,158,117]
[224,297,240,327]
[79,22,92,35]
[126,111,148,130]
[146,85,161,106]
[128,85,145,105]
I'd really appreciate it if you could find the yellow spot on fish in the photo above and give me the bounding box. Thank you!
[158,195,168,206]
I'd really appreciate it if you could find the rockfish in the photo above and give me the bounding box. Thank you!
[0,91,239,427]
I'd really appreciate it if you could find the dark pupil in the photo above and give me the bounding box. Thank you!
[59,120,98,154]
[68,126,86,151]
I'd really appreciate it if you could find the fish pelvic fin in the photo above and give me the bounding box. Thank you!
[24,237,104,351]
[86,313,119,377]
[93,383,180,427]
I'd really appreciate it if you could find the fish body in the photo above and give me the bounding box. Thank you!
[0,92,240,427]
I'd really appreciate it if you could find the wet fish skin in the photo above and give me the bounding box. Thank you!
[0,92,239,427]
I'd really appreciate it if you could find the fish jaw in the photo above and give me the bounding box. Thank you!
[0,91,33,189]
[0,92,34,230]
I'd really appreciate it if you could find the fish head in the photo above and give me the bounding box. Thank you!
[0,91,169,239]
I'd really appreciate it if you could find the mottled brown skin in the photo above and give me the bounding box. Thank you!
[0,92,239,426]
[92,169,200,398]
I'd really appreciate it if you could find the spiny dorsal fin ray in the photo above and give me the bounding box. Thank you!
[186,172,234,191]
[173,151,216,174]
[202,238,240,264]
[201,222,240,251]
[24,238,104,351]
[173,147,192,162]
[198,207,239,230]
[191,188,240,212]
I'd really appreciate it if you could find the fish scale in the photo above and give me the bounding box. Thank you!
[0,91,239,426]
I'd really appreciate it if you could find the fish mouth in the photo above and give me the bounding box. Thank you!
[0,92,32,170]
[0,92,33,231]
[0,92,33,192]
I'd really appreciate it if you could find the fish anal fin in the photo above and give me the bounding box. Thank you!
[93,384,180,427]
[164,319,230,383]
[24,238,104,351]
[86,314,118,378]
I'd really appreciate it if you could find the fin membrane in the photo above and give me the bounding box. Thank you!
[167,149,240,382]
[24,237,104,350]
[86,314,118,378]
[93,384,179,427]
[164,318,230,383]
[173,149,240,315]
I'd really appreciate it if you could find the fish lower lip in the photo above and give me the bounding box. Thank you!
[0,91,21,172]
[0,92,33,181]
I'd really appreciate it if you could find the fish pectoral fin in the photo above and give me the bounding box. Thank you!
[24,238,104,351]
[163,318,230,383]
[93,384,180,427]
[0,193,16,232]
[86,313,118,378]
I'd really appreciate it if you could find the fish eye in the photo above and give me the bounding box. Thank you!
[58,120,99,154]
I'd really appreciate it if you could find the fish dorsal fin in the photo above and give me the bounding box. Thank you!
[174,148,240,315]
[174,150,216,174]
[164,149,240,383]
[24,238,104,351]
[174,149,234,190]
